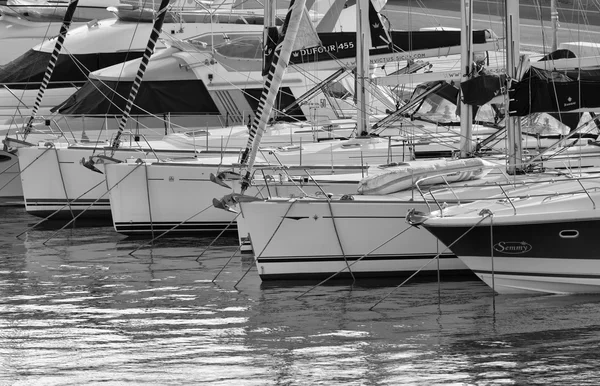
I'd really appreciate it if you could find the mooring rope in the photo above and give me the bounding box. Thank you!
[211,242,243,283]
[295,223,415,299]
[326,199,355,283]
[197,212,242,262]
[0,145,54,194]
[128,201,222,256]
[16,178,105,239]
[234,199,297,288]
[40,162,144,244]
[52,145,75,220]
[369,213,493,310]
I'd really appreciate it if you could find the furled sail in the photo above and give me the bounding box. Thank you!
[509,67,600,116]
[22,0,79,137]
[238,0,321,191]
[110,0,172,150]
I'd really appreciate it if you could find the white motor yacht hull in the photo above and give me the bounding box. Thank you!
[421,179,600,294]
[459,254,600,295]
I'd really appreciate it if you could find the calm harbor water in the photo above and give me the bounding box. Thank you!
[2,205,600,385]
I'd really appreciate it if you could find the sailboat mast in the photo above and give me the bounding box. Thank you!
[551,0,558,52]
[356,0,370,137]
[110,0,171,151]
[239,0,310,192]
[505,0,523,174]
[459,0,474,157]
[23,0,80,138]
[265,0,275,32]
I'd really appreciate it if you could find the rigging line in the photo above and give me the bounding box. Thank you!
[369,212,493,310]
[489,213,496,301]
[52,144,75,220]
[326,198,356,283]
[198,212,242,261]
[41,161,145,245]
[56,46,165,138]
[128,199,222,256]
[0,159,18,193]
[193,61,310,127]
[304,168,330,198]
[211,243,243,283]
[0,145,54,195]
[257,150,309,196]
[23,0,80,138]
[532,0,548,55]
[60,43,197,142]
[45,47,109,151]
[295,223,415,300]
[144,161,154,239]
[234,198,297,289]
[104,0,154,118]
[111,0,173,153]
[207,61,328,126]
[7,3,61,117]
[15,175,105,239]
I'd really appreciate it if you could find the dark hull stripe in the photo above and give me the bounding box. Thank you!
[26,198,110,204]
[25,199,110,208]
[257,254,456,264]
[260,269,474,281]
[473,269,600,280]
[26,209,111,221]
[114,222,238,236]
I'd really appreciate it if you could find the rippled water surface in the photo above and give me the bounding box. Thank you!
[2,206,600,385]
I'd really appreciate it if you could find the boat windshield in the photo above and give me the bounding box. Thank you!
[212,35,262,59]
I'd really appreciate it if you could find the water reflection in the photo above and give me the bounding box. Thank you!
[2,206,600,384]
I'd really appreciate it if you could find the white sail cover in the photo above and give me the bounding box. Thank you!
[292,3,321,51]
[357,158,497,195]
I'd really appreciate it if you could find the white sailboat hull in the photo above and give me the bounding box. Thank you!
[16,143,201,219]
[105,159,364,236]
[13,134,401,219]
[0,149,23,204]
[239,198,466,281]
[106,160,239,234]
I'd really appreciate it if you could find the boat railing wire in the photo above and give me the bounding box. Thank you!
[413,165,600,216]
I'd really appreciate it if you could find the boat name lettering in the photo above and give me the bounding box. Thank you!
[563,96,577,108]
[493,241,532,254]
[294,42,355,57]
[443,72,461,78]
[371,53,426,64]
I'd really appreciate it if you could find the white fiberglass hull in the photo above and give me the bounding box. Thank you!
[238,198,465,281]
[421,178,600,294]
[17,143,202,219]
[105,159,362,237]
[459,255,600,295]
[0,149,22,203]
[103,135,476,236]
[106,159,239,235]
[236,168,590,281]
[14,134,393,220]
